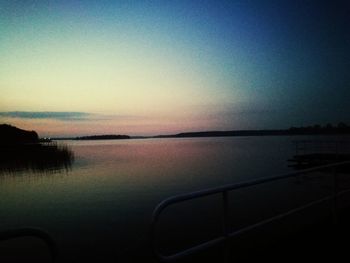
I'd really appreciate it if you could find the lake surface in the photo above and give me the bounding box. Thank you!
[1,136,349,262]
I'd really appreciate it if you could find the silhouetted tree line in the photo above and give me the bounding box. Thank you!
[0,124,74,173]
[289,122,350,134]
[155,122,350,138]
[0,124,38,145]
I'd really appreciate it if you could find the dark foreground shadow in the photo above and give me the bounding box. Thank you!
[0,143,74,174]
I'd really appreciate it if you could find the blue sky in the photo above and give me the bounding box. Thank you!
[0,0,349,136]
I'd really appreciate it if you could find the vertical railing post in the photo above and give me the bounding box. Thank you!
[222,191,229,262]
[335,142,339,161]
[332,167,338,226]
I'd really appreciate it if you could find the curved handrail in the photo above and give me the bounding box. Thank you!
[151,161,350,262]
[0,227,57,261]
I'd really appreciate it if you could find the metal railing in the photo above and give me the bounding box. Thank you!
[0,227,57,262]
[150,161,350,262]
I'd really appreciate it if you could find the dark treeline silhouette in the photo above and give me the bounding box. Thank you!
[75,135,130,140]
[154,122,350,138]
[288,122,350,134]
[0,124,74,174]
[0,124,38,145]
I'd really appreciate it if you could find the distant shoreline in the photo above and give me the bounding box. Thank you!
[154,129,350,138]
[75,135,130,140]
[51,127,350,141]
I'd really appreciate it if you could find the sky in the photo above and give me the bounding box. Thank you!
[0,0,349,137]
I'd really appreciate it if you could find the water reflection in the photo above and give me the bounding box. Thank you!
[0,143,74,174]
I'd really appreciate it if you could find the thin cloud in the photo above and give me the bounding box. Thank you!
[0,111,145,122]
[0,111,91,121]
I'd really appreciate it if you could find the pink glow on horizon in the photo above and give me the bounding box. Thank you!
[1,115,230,137]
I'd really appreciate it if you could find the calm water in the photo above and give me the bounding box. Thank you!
[1,136,348,262]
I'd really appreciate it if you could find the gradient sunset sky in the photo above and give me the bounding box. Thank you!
[0,0,349,137]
